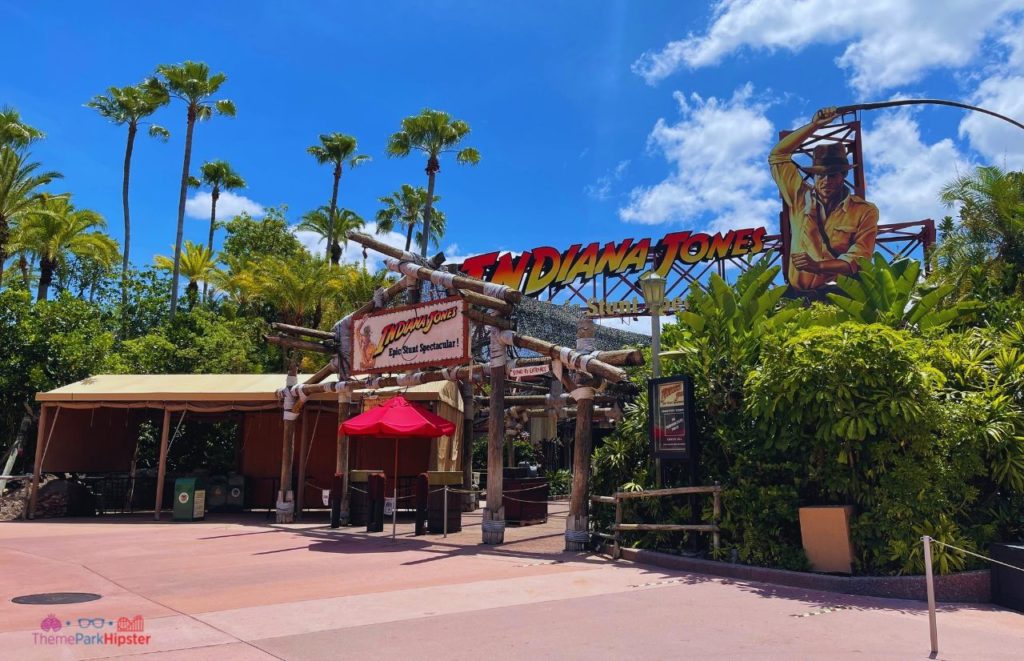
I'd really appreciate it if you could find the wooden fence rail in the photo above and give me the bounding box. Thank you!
[590,484,721,559]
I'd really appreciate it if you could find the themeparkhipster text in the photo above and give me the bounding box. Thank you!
[459,227,768,296]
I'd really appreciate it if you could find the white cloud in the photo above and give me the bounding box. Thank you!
[863,110,974,224]
[585,159,631,201]
[293,222,410,272]
[619,84,779,232]
[185,191,265,220]
[632,1,1022,95]
[960,76,1024,170]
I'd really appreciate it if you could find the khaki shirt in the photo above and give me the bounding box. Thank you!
[769,153,878,292]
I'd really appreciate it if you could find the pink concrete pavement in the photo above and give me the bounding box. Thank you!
[1,502,1021,660]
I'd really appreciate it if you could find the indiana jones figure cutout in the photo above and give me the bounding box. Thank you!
[769,107,879,294]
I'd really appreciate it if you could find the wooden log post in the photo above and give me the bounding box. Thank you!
[296,409,309,520]
[277,367,299,523]
[460,380,477,512]
[28,404,50,519]
[336,387,353,524]
[153,408,171,521]
[566,318,597,551]
[483,327,508,544]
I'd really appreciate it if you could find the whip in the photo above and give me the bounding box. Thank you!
[834,99,1024,131]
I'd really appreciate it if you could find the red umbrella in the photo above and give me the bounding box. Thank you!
[340,395,455,437]
[340,395,455,539]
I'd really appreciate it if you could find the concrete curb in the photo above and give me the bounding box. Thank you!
[619,548,991,603]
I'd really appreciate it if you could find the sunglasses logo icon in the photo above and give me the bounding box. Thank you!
[77,618,108,629]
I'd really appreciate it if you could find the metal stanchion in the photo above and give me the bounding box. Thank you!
[922,535,939,656]
[444,485,449,538]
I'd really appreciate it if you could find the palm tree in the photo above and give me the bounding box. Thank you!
[298,206,365,263]
[188,159,245,299]
[0,148,62,286]
[386,109,479,258]
[249,250,349,328]
[375,184,445,252]
[0,107,44,148]
[87,79,170,307]
[937,166,1024,296]
[307,133,369,264]
[18,196,118,301]
[155,240,218,310]
[156,61,236,314]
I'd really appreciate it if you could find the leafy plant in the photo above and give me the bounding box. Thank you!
[828,255,979,330]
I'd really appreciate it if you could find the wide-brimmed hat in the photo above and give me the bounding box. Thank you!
[801,143,854,175]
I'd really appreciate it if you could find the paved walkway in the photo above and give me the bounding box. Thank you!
[1,502,1022,659]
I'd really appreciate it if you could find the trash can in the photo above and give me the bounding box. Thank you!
[226,474,245,512]
[173,477,206,522]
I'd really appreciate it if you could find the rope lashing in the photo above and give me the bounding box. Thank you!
[277,386,299,421]
[429,271,456,289]
[385,259,421,280]
[556,347,601,375]
[285,373,297,387]
[570,386,596,402]
[481,282,512,299]
[397,372,423,387]
[333,315,354,378]
[482,519,506,533]
[440,367,459,381]
[489,326,506,367]
[564,529,589,543]
[372,287,387,309]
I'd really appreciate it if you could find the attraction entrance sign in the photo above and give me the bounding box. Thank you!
[458,112,936,318]
[351,296,469,374]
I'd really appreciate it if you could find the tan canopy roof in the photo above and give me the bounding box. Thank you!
[37,373,461,410]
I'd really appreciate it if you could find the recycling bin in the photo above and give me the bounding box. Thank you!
[173,477,206,521]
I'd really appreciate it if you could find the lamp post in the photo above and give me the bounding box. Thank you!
[639,270,667,377]
[640,270,667,487]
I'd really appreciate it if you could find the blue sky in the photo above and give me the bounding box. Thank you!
[4,1,1024,275]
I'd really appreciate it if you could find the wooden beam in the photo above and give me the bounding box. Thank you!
[466,308,514,331]
[266,334,333,355]
[304,361,337,386]
[614,485,722,499]
[346,231,429,266]
[511,333,627,383]
[614,524,718,533]
[460,381,477,512]
[154,408,171,521]
[28,404,49,519]
[459,289,514,315]
[277,367,299,523]
[271,323,334,340]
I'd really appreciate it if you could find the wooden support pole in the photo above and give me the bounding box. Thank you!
[566,318,597,551]
[484,394,618,406]
[154,408,171,521]
[460,381,477,512]
[277,366,299,524]
[28,404,49,519]
[296,409,309,519]
[336,394,352,524]
[266,334,333,355]
[378,258,523,304]
[613,494,623,559]
[712,487,721,553]
[504,379,549,393]
[483,328,507,544]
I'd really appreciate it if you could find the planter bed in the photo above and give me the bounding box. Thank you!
[618,547,991,603]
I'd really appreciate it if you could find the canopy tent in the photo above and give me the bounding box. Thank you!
[30,374,463,518]
[341,396,456,538]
